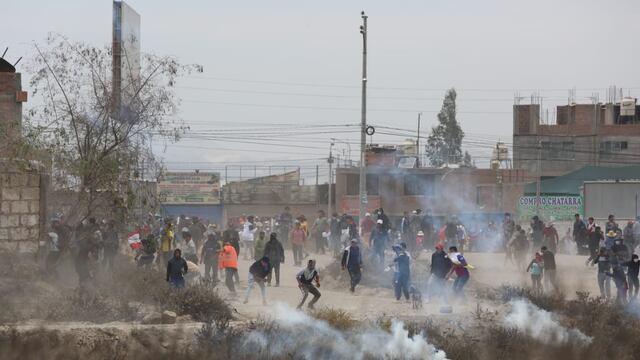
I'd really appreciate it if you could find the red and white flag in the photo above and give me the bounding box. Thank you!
[128,231,142,250]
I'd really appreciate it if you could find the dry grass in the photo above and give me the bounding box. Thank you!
[310,308,358,330]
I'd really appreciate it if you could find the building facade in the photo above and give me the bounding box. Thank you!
[513,101,640,178]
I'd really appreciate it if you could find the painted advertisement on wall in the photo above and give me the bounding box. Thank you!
[517,195,583,222]
[158,172,220,204]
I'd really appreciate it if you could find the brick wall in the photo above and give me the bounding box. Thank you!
[0,168,43,252]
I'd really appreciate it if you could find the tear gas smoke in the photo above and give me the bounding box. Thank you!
[503,299,592,346]
[242,304,448,360]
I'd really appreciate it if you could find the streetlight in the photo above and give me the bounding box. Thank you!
[358,11,368,226]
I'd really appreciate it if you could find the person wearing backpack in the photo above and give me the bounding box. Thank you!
[201,232,221,281]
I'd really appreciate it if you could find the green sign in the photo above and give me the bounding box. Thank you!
[517,196,583,222]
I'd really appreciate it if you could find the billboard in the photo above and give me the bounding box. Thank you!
[517,195,583,222]
[112,1,141,112]
[158,172,221,205]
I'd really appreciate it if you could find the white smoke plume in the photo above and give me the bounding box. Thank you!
[241,303,448,360]
[503,299,592,346]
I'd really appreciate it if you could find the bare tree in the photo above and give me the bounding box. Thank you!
[24,33,200,222]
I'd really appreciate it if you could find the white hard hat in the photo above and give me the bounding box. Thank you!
[376,219,384,224]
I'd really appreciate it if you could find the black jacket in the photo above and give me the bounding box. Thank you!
[431,250,452,279]
[341,245,362,269]
[263,239,285,263]
[166,256,188,281]
[249,258,271,280]
[223,229,241,255]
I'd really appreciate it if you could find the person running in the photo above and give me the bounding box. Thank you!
[290,221,307,266]
[429,243,452,302]
[241,216,257,260]
[623,221,635,254]
[607,263,628,305]
[589,247,612,300]
[296,259,321,309]
[329,213,342,256]
[264,233,285,287]
[446,246,470,301]
[219,241,239,295]
[370,219,389,267]
[526,252,544,295]
[502,213,516,251]
[254,230,267,260]
[311,210,328,254]
[243,256,271,305]
[540,246,558,293]
[166,249,188,289]
[624,254,640,300]
[510,227,529,270]
[159,218,175,267]
[606,214,619,234]
[102,220,119,271]
[341,239,363,293]
[611,237,630,263]
[572,214,587,254]
[391,243,411,301]
[201,232,221,282]
[543,222,559,254]
[45,232,61,278]
[586,226,603,265]
[181,230,198,263]
[531,216,545,250]
[360,213,375,246]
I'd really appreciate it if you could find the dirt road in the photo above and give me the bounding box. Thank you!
[216,249,602,321]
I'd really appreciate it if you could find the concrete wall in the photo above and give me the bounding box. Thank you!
[0,165,45,252]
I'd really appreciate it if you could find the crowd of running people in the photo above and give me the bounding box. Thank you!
[44,207,640,309]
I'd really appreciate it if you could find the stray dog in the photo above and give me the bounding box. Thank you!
[410,285,423,309]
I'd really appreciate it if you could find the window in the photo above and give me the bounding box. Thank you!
[346,174,379,195]
[404,174,435,196]
[346,174,359,195]
[367,175,379,196]
[541,141,574,160]
[600,141,629,158]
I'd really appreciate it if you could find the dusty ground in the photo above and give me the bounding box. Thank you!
[224,248,601,321]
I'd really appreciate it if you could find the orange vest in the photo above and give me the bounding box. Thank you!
[219,245,238,269]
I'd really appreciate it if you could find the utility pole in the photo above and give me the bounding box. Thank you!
[328,142,335,218]
[359,11,368,226]
[536,140,542,216]
[416,112,422,167]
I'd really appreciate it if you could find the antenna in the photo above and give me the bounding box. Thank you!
[1,47,7,58]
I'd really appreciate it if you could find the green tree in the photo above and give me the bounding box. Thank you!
[425,88,468,167]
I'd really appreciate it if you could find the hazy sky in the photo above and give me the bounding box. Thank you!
[4,0,640,182]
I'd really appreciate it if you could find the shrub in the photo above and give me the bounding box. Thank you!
[310,308,358,330]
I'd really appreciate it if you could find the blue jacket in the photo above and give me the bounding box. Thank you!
[393,251,411,277]
[371,228,389,250]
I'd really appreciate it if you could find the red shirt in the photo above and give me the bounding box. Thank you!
[361,218,375,233]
